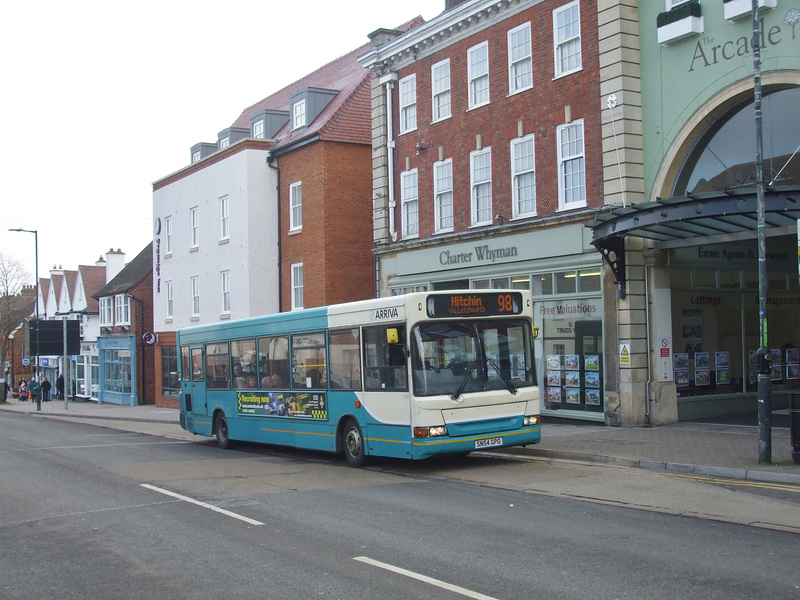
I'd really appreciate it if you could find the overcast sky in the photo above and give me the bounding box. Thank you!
[0,0,441,285]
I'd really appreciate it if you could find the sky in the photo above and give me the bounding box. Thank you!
[0,0,441,285]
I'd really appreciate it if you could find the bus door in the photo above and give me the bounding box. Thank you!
[183,345,208,418]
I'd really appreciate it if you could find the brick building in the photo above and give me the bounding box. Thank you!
[360,0,608,421]
[93,243,155,406]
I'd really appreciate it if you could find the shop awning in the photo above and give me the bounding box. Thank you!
[585,185,800,294]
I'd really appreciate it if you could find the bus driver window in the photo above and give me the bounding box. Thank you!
[364,325,408,391]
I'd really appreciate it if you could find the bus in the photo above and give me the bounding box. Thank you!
[177,290,540,466]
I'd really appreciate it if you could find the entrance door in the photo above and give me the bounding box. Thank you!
[183,346,208,417]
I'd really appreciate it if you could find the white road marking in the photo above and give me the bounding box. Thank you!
[354,556,501,600]
[140,483,264,526]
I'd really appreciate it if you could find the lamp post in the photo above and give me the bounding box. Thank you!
[8,227,41,412]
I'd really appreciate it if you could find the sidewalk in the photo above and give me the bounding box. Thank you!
[2,396,799,484]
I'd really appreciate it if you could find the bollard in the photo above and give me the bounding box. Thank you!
[791,393,800,464]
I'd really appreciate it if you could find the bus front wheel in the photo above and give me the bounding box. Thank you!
[214,412,231,449]
[342,419,366,467]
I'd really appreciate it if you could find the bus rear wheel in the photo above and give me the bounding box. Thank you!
[215,412,231,449]
[342,419,366,467]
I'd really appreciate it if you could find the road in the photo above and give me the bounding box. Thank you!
[2,413,799,600]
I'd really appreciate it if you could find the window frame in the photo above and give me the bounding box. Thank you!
[399,74,417,134]
[556,119,587,210]
[292,99,306,129]
[190,206,199,248]
[99,297,113,327]
[511,134,537,218]
[191,276,200,317]
[219,195,229,241]
[291,263,303,311]
[433,158,454,234]
[467,41,490,110]
[165,280,173,318]
[470,147,493,226]
[252,119,264,139]
[508,22,533,95]
[553,0,582,78]
[221,270,231,314]
[165,215,172,255]
[431,59,451,123]
[289,181,302,232]
[114,294,130,326]
[400,168,419,239]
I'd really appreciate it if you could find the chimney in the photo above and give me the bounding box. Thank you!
[444,0,469,10]
[367,27,405,49]
[104,248,126,283]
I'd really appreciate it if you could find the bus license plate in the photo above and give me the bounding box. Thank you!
[475,437,503,449]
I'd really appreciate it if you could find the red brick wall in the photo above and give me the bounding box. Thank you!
[278,140,374,311]
[390,0,602,238]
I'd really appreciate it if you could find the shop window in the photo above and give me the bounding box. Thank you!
[578,269,601,292]
[744,270,759,289]
[719,270,741,289]
[473,279,490,289]
[693,268,716,288]
[769,271,788,291]
[672,268,691,288]
[534,273,553,295]
[555,271,576,294]
[161,346,180,397]
[512,276,530,290]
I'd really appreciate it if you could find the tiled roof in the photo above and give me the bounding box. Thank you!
[78,265,107,313]
[230,17,424,152]
[93,243,153,299]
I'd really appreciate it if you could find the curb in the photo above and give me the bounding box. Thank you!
[511,447,800,486]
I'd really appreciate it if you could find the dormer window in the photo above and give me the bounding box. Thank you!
[192,151,201,163]
[292,99,307,129]
[219,136,230,149]
[252,120,264,139]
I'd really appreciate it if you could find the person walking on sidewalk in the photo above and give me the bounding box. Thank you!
[18,380,28,401]
[28,378,39,405]
[56,373,64,400]
[41,377,51,402]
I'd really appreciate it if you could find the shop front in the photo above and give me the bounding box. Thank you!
[380,222,605,421]
[96,334,138,406]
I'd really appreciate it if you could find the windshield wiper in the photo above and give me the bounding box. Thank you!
[451,360,479,400]
[487,358,517,395]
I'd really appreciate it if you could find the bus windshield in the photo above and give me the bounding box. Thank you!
[410,319,536,397]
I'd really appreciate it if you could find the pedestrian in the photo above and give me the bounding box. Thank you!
[18,379,28,402]
[29,378,39,404]
[56,373,65,400]
[41,377,51,401]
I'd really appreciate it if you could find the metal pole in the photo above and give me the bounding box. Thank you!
[753,1,771,463]
[62,318,68,410]
[9,227,40,412]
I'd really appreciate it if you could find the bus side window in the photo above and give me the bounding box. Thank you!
[190,348,203,382]
[329,328,361,390]
[363,325,407,391]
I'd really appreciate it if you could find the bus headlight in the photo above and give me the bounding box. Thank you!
[523,415,540,426]
[413,425,448,438]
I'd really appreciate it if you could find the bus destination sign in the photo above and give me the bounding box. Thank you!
[426,292,523,318]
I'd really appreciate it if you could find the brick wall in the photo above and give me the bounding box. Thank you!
[278,140,374,311]
[389,0,602,238]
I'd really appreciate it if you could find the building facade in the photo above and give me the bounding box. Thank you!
[589,0,800,424]
[93,244,155,406]
[360,0,608,420]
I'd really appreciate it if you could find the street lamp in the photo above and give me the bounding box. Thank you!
[8,227,41,412]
